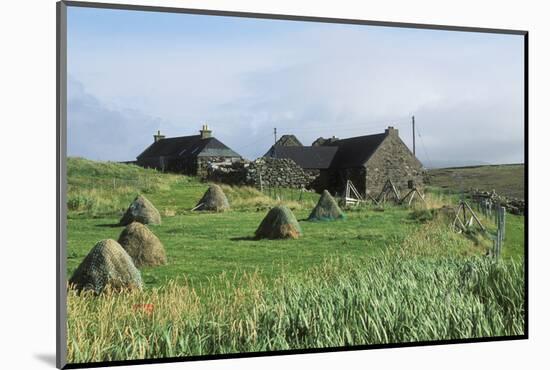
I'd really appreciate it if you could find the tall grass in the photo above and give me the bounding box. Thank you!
[67,157,319,217]
[67,157,189,216]
[67,256,524,364]
[219,184,318,211]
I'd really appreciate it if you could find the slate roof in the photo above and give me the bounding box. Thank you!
[265,133,388,169]
[325,133,387,168]
[265,146,338,169]
[137,135,241,160]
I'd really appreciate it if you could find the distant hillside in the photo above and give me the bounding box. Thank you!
[424,160,492,169]
[427,164,525,199]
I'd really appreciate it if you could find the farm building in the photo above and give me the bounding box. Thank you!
[265,126,424,196]
[136,125,242,177]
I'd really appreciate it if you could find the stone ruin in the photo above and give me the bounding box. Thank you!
[206,157,310,189]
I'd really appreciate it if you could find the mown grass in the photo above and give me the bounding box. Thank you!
[67,205,420,290]
[67,255,524,364]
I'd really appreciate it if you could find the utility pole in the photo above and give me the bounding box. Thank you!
[411,115,416,156]
[273,127,277,158]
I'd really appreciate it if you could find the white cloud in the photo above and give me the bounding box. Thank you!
[67,21,524,165]
[67,77,169,161]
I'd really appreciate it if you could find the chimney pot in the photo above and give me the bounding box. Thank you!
[153,130,165,143]
[200,124,212,139]
[385,126,398,137]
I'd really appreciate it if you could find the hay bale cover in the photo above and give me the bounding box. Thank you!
[120,194,161,226]
[195,184,230,212]
[118,222,167,267]
[308,190,346,221]
[255,205,302,239]
[69,239,143,294]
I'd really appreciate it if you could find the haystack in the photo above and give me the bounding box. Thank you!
[308,190,346,221]
[120,194,161,226]
[69,239,143,294]
[194,184,230,212]
[118,222,167,267]
[255,205,302,239]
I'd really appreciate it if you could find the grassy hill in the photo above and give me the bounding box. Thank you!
[427,164,524,199]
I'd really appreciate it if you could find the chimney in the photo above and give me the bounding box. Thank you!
[385,126,398,137]
[200,124,212,139]
[153,130,165,143]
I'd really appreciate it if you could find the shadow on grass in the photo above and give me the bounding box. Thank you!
[95,223,122,228]
[230,236,257,242]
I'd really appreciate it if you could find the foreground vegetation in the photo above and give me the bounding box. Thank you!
[67,255,524,363]
[66,158,526,364]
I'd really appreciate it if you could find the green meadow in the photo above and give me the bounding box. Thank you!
[66,158,526,364]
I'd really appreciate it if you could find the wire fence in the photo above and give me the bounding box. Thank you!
[472,197,506,260]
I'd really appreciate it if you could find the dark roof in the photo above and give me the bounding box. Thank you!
[137,135,241,159]
[265,146,338,169]
[326,133,386,168]
[312,137,339,146]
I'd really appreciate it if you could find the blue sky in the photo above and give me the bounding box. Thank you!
[67,6,525,167]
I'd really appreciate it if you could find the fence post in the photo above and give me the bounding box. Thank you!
[502,206,506,240]
[259,173,263,193]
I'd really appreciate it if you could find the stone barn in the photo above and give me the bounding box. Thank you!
[136,125,242,178]
[266,126,424,196]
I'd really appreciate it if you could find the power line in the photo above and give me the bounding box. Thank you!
[276,121,409,134]
[237,132,275,151]
[415,122,433,169]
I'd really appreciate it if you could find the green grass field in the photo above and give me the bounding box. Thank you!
[66,158,526,364]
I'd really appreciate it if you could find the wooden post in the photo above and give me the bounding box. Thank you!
[259,173,263,193]
[502,206,506,240]
[463,201,485,231]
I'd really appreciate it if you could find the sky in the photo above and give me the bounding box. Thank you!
[67,6,525,167]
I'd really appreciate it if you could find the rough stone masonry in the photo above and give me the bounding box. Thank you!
[207,157,309,189]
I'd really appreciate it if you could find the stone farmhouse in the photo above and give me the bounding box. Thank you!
[265,127,424,196]
[136,125,242,177]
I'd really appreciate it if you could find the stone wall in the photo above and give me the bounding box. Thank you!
[205,157,309,189]
[471,189,525,215]
[197,156,241,179]
[303,169,322,190]
[206,160,248,184]
[246,157,309,189]
[365,133,425,196]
